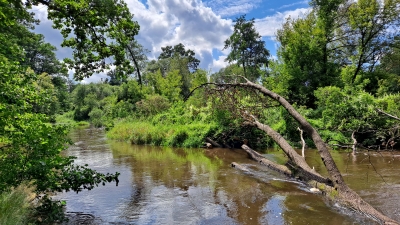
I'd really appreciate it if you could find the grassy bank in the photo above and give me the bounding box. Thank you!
[55,111,90,127]
[0,184,34,225]
[107,120,218,148]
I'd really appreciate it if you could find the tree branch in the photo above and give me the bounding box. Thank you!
[376,109,400,121]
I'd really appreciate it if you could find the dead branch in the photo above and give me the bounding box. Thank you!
[298,127,306,157]
[376,109,400,121]
[189,79,399,224]
[351,131,357,154]
[205,137,222,148]
[241,144,292,176]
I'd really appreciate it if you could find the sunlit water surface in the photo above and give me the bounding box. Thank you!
[56,127,400,224]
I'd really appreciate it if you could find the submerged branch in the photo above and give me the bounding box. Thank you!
[241,144,292,176]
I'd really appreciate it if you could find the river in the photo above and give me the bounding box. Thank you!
[56,127,400,224]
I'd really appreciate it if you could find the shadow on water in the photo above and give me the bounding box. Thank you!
[57,127,400,224]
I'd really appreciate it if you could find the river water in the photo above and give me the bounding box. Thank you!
[57,127,400,224]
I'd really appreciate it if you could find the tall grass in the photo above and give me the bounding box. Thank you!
[107,120,218,148]
[0,184,34,225]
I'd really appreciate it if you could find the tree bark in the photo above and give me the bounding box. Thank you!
[298,127,306,157]
[241,144,292,176]
[236,80,398,224]
[351,131,357,155]
[205,137,222,148]
[248,114,331,184]
[189,79,399,224]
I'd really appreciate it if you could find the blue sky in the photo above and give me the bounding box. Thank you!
[32,0,310,83]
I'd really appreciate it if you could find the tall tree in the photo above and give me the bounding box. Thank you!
[158,43,200,72]
[12,0,141,81]
[343,0,400,83]
[20,33,67,76]
[155,43,201,97]
[277,9,342,108]
[224,15,270,82]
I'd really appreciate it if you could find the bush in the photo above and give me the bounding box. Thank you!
[136,94,170,116]
[88,107,104,127]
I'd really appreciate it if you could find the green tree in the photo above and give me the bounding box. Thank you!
[156,43,201,97]
[158,43,200,72]
[210,64,245,83]
[223,15,270,82]
[276,11,341,108]
[154,69,182,102]
[20,33,67,76]
[0,58,119,222]
[344,0,400,83]
[5,0,141,82]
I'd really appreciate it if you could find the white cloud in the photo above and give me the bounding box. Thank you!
[278,0,308,10]
[255,8,310,37]
[126,0,233,72]
[212,55,229,71]
[204,0,262,17]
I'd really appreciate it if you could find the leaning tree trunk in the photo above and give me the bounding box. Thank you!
[190,78,399,224]
[234,80,397,224]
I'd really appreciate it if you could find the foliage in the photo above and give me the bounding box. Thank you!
[210,64,245,83]
[72,83,116,120]
[276,11,341,108]
[224,15,270,82]
[136,94,170,116]
[0,0,125,220]
[158,43,200,72]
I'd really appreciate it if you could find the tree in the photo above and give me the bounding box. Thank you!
[156,43,201,97]
[189,77,399,224]
[0,58,120,222]
[126,40,149,85]
[158,43,200,72]
[224,15,270,82]
[210,64,245,83]
[20,33,68,76]
[107,68,127,86]
[8,0,140,81]
[276,11,341,108]
[343,0,400,83]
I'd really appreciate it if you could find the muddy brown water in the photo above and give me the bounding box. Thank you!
[56,127,400,224]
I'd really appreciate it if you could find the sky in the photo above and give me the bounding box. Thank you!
[31,0,311,83]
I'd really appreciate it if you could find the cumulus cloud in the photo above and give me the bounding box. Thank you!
[255,8,310,37]
[212,55,229,71]
[126,0,233,71]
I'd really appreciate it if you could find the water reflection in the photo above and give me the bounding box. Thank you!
[57,127,400,224]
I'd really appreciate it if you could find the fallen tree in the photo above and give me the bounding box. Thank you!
[188,77,399,224]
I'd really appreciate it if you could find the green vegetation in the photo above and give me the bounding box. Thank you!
[0,184,34,225]
[1,0,400,222]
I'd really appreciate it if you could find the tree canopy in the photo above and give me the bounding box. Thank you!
[224,15,270,82]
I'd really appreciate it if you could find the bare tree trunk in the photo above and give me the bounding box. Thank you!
[351,131,357,155]
[235,80,398,224]
[189,79,399,224]
[205,137,222,148]
[298,127,306,157]
[248,115,331,184]
[241,144,292,176]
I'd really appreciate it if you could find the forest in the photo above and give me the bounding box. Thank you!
[1,0,400,224]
